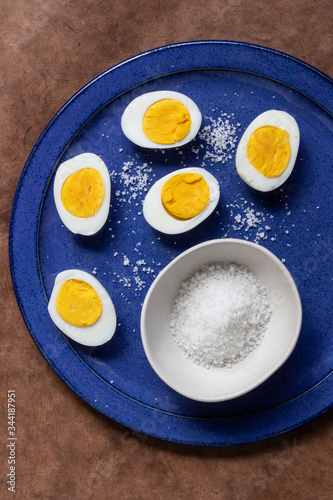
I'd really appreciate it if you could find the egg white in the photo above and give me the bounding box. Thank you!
[48,269,117,347]
[121,91,202,149]
[54,153,111,236]
[143,167,220,234]
[236,110,300,192]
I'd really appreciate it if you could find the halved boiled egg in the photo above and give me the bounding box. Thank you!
[121,91,202,149]
[54,153,111,235]
[48,269,117,346]
[236,110,300,192]
[143,167,220,234]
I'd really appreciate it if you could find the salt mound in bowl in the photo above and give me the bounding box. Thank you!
[140,238,302,402]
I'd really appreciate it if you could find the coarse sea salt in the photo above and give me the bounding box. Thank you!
[196,114,239,164]
[170,262,272,368]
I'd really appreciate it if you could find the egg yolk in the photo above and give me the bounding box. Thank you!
[55,279,103,327]
[61,168,105,217]
[246,125,291,177]
[142,99,191,144]
[161,173,210,219]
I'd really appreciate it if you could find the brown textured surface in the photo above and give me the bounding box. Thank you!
[1,1,332,499]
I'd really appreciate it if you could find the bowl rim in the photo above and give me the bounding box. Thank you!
[140,238,303,402]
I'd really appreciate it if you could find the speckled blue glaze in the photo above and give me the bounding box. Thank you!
[9,41,333,446]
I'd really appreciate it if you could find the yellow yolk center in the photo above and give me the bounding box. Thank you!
[61,168,105,218]
[161,173,210,219]
[142,99,191,144]
[246,125,291,177]
[55,279,103,327]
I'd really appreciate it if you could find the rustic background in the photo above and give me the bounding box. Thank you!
[1,1,332,499]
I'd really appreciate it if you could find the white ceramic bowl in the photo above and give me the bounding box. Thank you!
[140,238,302,402]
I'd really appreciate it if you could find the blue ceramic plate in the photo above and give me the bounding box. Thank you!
[9,41,333,446]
